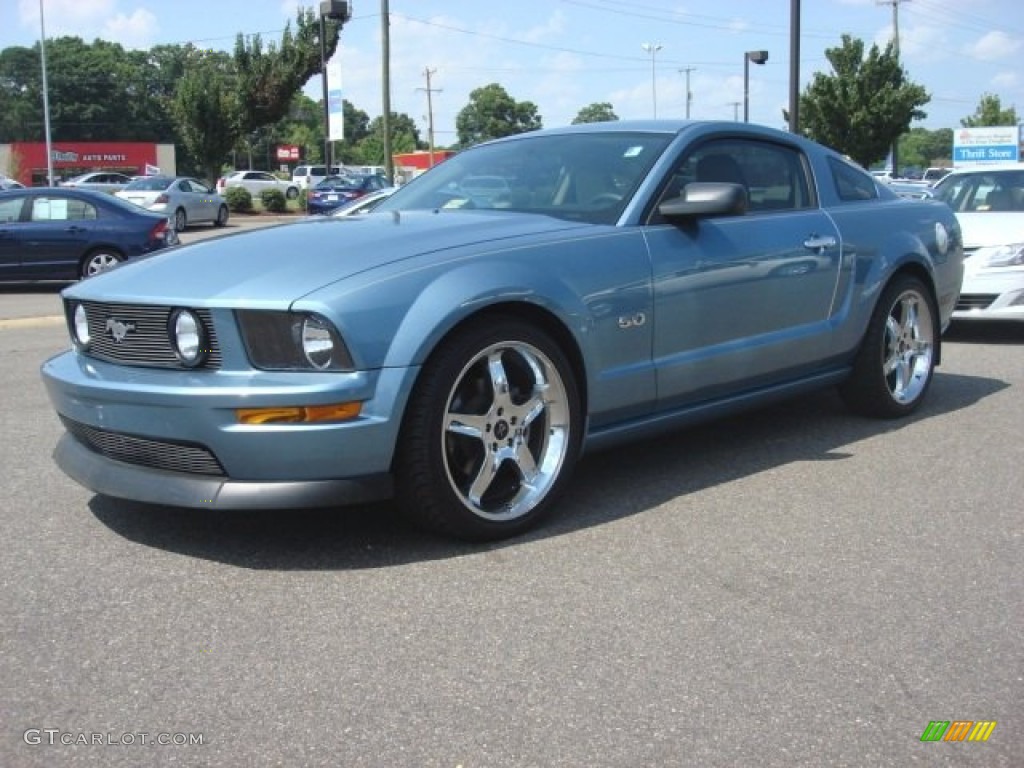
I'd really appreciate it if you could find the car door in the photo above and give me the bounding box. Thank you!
[16,194,98,279]
[645,138,842,408]
[0,195,29,277]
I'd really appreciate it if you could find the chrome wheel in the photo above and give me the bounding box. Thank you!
[174,207,187,232]
[395,318,581,540]
[442,341,571,521]
[840,275,938,418]
[81,250,122,278]
[882,288,934,404]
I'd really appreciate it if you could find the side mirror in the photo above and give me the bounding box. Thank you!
[658,182,748,219]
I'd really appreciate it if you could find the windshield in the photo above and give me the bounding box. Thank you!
[376,131,673,224]
[932,169,1024,212]
[125,177,173,191]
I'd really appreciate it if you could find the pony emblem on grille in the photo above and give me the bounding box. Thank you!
[105,318,137,343]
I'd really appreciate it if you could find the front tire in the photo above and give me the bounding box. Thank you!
[395,318,581,540]
[840,275,938,418]
[285,186,299,200]
[214,204,229,227]
[174,207,187,232]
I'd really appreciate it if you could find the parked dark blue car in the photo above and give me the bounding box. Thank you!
[306,174,391,214]
[0,187,175,280]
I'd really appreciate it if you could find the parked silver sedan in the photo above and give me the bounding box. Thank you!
[60,171,133,193]
[117,176,229,232]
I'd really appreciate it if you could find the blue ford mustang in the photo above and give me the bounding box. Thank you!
[41,121,963,540]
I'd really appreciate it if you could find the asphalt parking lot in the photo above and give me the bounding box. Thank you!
[1,223,1021,767]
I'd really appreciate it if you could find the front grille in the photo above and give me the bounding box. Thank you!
[956,293,998,311]
[61,416,225,476]
[72,301,221,369]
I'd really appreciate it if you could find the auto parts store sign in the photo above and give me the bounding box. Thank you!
[953,126,1020,164]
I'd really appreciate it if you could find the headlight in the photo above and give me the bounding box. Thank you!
[169,308,206,367]
[236,310,354,371]
[72,303,90,348]
[974,243,1024,268]
[301,315,335,370]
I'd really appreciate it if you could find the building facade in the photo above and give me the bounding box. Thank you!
[0,142,177,186]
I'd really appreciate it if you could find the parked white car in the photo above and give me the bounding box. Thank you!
[116,176,229,231]
[216,170,300,200]
[60,171,133,193]
[931,163,1024,321]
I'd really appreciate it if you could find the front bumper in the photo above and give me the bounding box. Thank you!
[953,266,1024,321]
[41,350,414,509]
[54,433,392,508]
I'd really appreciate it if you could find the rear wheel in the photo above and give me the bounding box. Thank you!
[840,275,938,418]
[395,318,581,540]
[174,207,187,232]
[285,186,299,200]
[80,249,123,279]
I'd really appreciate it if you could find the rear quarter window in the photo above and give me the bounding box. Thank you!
[829,157,878,202]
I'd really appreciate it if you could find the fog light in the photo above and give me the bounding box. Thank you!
[170,309,205,366]
[72,303,90,348]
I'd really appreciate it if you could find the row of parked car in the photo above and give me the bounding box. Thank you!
[1,157,1020,324]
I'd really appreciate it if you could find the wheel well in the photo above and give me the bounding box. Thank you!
[429,302,588,414]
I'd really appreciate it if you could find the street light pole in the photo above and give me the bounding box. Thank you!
[641,43,662,118]
[319,1,351,170]
[39,0,54,186]
[743,50,769,123]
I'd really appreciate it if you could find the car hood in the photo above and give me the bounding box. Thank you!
[62,211,592,307]
[956,212,1024,248]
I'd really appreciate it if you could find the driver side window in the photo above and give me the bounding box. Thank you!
[652,138,812,221]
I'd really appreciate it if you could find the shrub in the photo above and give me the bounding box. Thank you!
[225,186,253,213]
[261,188,287,213]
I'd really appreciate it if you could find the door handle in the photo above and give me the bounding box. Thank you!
[803,235,836,252]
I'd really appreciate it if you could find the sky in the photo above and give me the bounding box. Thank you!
[4,0,1023,145]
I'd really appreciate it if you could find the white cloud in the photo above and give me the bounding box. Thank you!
[964,30,1022,61]
[991,71,1018,90]
[103,9,159,49]
[19,0,116,35]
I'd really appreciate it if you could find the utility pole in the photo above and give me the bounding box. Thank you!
[416,67,441,168]
[678,67,696,119]
[788,0,800,133]
[729,101,741,121]
[878,0,908,175]
[381,0,393,184]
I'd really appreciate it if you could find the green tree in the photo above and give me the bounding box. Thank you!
[354,112,423,165]
[233,8,341,136]
[572,102,618,124]
[961,93,1019,127]
[0,37,177,143]
[897,127,953,169]
[171,50,239,185]
[799,35,929,168]
[0,45,43,141]
[455,83,542,148]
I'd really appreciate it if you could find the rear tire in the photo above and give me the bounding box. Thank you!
[80,249,123,279]
[395,317,582,540]
[285,186,299,200]
[840,275,938,418]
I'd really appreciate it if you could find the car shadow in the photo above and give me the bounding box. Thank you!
[945,321,1023,344]
[89,370,1008,570]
